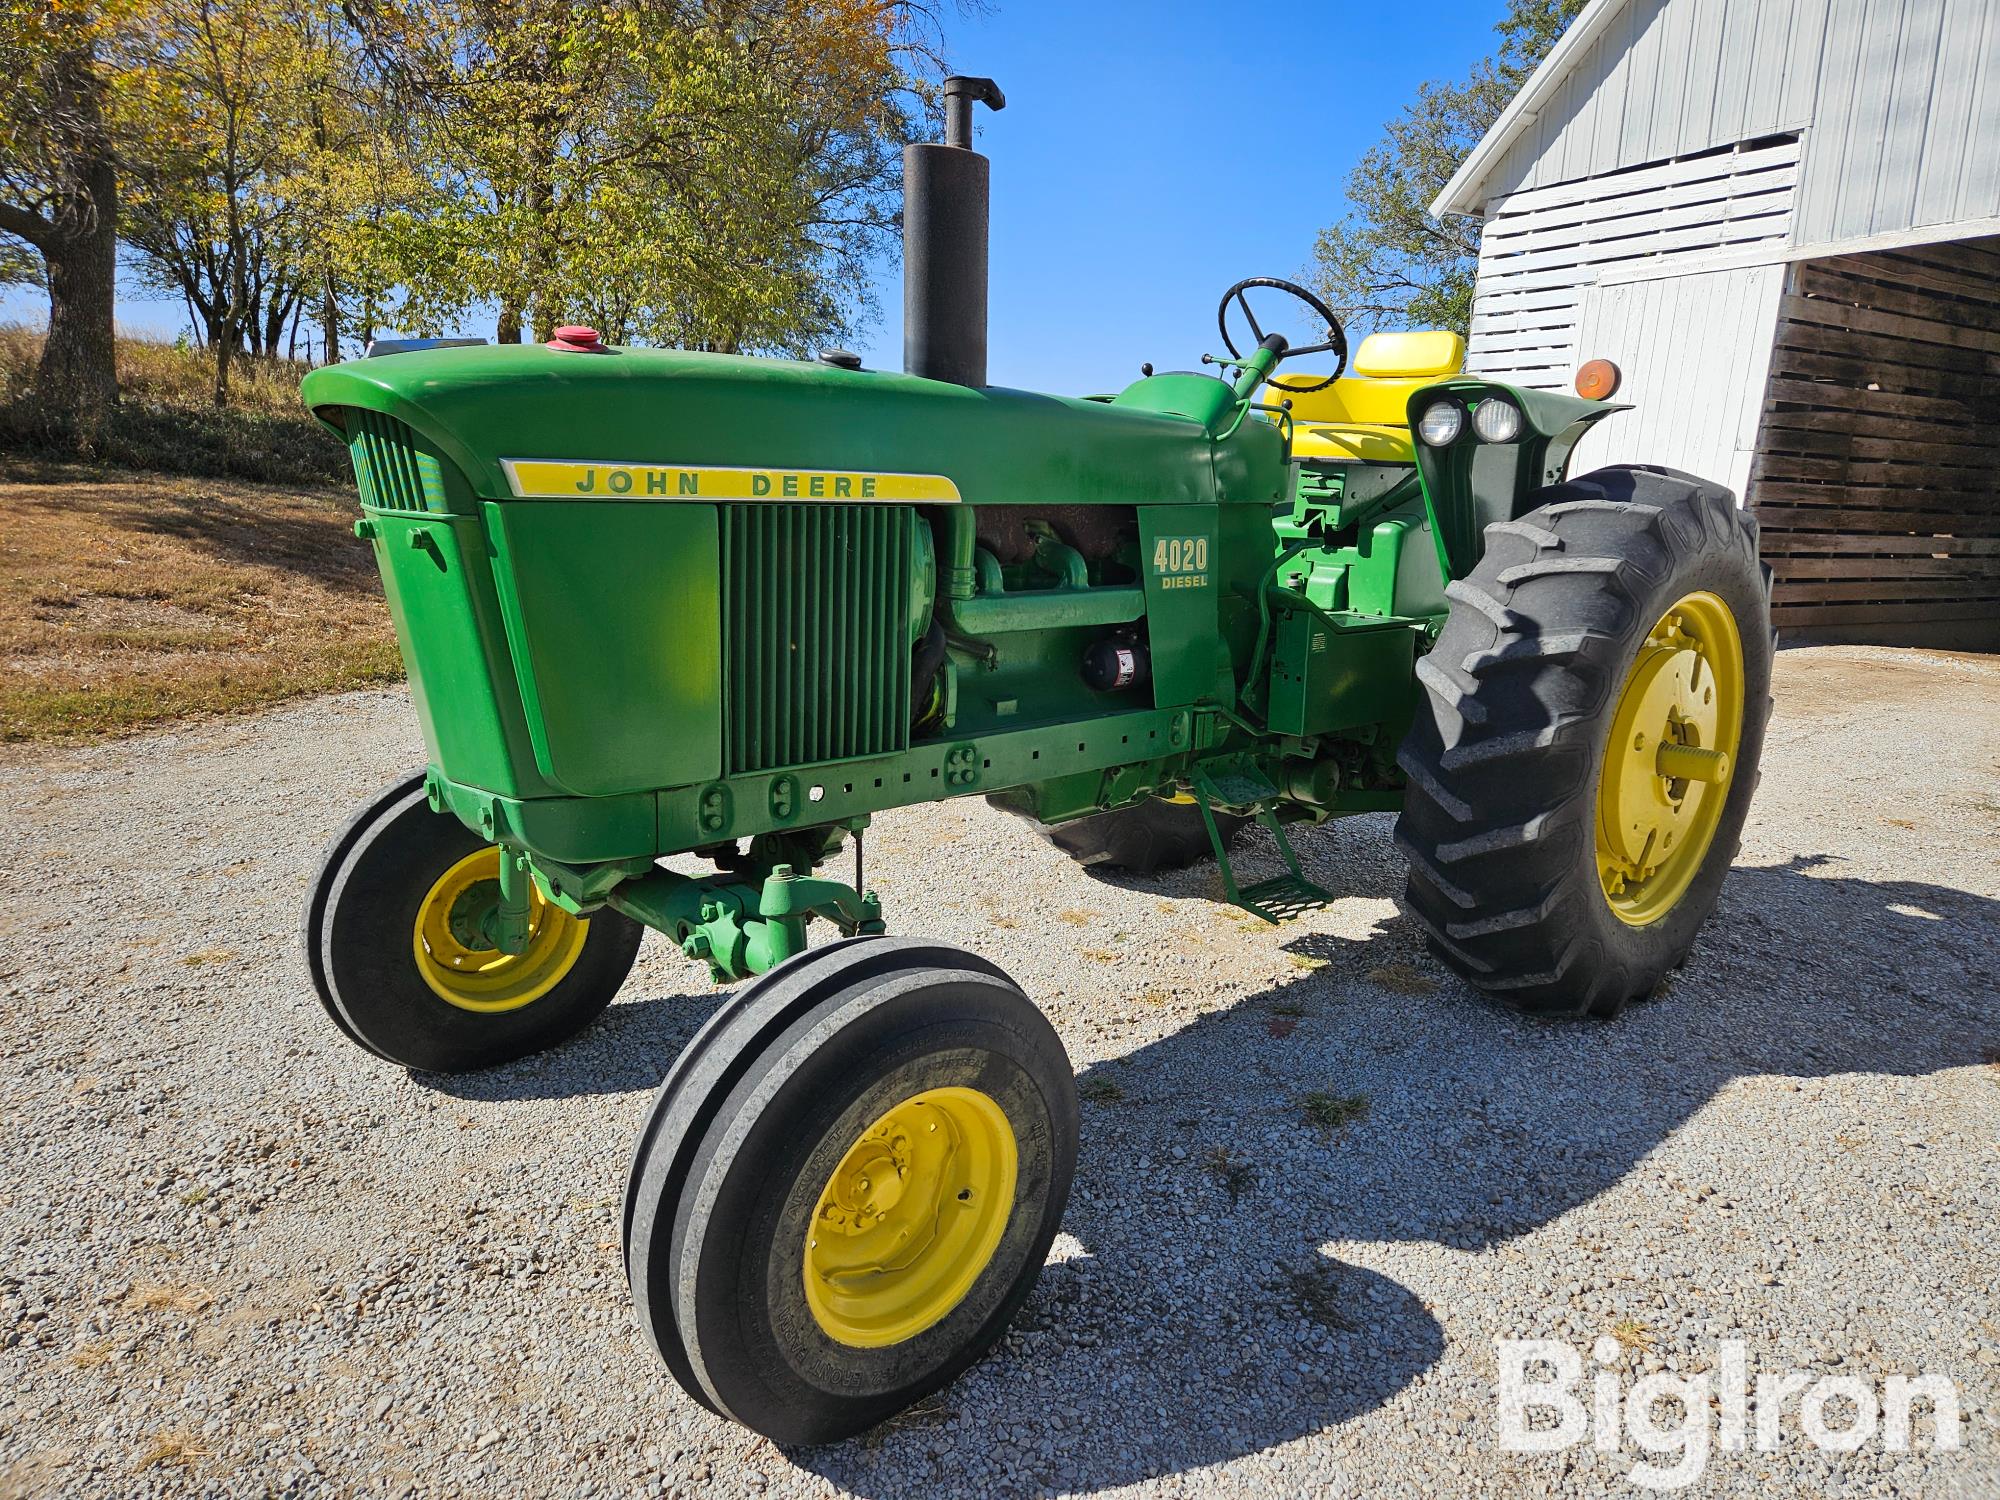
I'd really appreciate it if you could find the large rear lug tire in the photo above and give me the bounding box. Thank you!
[1394,465,1775,1018]
[623,936,1078,1444]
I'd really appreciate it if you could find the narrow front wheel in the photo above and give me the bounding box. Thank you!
[623,937,1078,1444]
[311,783,642,1071]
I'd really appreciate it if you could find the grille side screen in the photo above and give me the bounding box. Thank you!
[349,409,438,512]
[721,504,914,774]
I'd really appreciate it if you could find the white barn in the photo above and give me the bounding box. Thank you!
[1438,0,2000,647]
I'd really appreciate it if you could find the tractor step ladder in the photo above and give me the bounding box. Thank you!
[1189,769,1334,924]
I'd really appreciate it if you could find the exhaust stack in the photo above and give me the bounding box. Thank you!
[903,75,1005,388]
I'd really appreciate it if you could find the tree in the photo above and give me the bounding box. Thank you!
[356,0,939,353]
[0,4,147,423]
[121,0,328,403]
[1309,0,1588,336]
[0,237,42,288]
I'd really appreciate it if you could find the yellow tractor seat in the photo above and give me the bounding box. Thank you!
[1277,330,1466,463]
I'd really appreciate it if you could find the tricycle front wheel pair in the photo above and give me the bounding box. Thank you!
[304,807,1080,1444]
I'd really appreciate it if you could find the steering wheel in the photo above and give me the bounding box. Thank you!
[1217,277,1349,394]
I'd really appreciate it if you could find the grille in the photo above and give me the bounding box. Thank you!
[349,409,435,511]
[720,504,914,774]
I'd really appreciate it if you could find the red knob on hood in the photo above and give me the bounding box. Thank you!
[547,325,606,352]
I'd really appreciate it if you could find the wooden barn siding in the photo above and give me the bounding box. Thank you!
[1748,239,2000,633]
[1467,137,1798,392]
[1479,0,2000,245]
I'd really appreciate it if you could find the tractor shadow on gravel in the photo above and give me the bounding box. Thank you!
[792,844,1996,1497]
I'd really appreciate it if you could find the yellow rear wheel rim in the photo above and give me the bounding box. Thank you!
[803,1086,1017,1348]
[1596,590,1745,926]
[411,847,589,1013]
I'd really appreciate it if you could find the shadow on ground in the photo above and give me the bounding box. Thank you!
[417,823,1999,1496]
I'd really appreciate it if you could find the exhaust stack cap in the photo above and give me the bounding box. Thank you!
[942,75,1006,148]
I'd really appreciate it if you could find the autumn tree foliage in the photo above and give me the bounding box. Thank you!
[0,0,948,418]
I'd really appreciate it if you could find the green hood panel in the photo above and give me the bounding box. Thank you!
[301,344,1224,506]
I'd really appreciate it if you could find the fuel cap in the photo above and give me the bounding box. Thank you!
[547,325,607,352]
[817,348,863,370]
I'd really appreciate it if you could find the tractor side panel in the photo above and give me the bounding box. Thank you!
[1137,505,1223,707]
[366,510,551,800]
[484,502,723,798]
[1266,617,1416,739]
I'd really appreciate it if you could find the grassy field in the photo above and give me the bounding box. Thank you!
[0,326,348,487]
[0,330,400,742]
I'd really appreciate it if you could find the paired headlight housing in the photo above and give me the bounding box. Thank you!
[1415,395,1523,447]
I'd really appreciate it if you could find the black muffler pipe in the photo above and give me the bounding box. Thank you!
[904,76,1005,388]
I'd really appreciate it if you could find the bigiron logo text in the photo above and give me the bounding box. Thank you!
[1495,1337,1963,1489]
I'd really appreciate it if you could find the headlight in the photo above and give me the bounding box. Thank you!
[1472,397,1523,443]
[1416,400,1464,446]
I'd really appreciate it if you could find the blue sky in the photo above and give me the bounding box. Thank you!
[1,1,1508,396]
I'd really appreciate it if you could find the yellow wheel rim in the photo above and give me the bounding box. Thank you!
[410,848,589,1013]
[803,1086,1017,1348]
[1596,590,1745,926]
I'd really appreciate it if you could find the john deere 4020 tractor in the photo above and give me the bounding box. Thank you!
[300,78,1772,1444]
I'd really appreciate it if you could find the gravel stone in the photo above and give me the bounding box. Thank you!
[0,644,1993,1497]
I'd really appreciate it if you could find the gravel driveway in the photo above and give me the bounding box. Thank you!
[0,644,1995,1499]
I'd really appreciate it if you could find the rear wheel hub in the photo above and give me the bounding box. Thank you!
[1596,590,1745,925]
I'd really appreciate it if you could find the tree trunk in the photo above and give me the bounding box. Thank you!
[496,300,522,344]
[33,156,119,426]
[321,274,340,363]
[212,327,234,408]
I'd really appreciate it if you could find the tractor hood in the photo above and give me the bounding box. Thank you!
[301,343,1226,509]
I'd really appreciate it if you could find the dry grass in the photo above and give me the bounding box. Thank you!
[0,326,345,487]
[69,1339,118,1369]
[1609,1316,1655,1352]
[0,463,399,740]
[133,1430,211,1473]
[124,1281,215,1315]
[1366,962,1438,996]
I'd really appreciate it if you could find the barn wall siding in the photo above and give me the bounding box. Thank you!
[1566,263,1788,498]
[1749,239,2000,641]
[1478,0,2000,245]
[1466,138,1798,392]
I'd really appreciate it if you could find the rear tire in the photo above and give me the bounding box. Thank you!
[1031,798,1247,874]
[1394,466,1774,1017]
[316,785,642,1071]
[623,937,1078,1444]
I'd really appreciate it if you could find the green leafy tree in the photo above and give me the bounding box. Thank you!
[1309,0,1587,336]
[355,0,939,352]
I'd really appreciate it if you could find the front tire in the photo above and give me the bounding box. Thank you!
[314,784,643,1071]
[623,937,1078,1444]
[1394,466,1774,1017]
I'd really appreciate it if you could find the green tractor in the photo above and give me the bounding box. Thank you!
[300,77,1772,1444]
